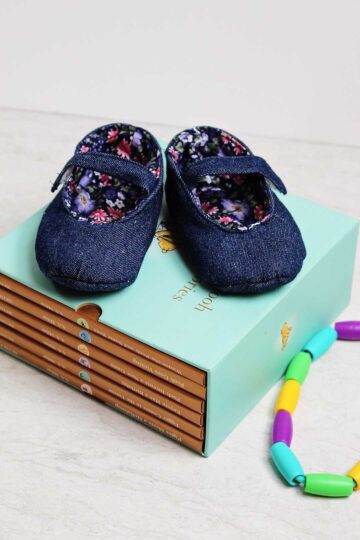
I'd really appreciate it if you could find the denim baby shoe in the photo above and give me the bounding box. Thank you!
[166,126,306,294]
[36,123,163,292]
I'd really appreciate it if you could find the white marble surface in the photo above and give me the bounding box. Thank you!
[0,108,359,540]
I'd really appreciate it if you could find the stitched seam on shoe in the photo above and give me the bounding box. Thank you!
[49,274,135,287]
[208,274,297,290]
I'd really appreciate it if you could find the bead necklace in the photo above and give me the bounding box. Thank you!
[271,321,360,497]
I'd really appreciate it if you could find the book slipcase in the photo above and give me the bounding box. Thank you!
[0,274,206,453]
[0,193,357,455]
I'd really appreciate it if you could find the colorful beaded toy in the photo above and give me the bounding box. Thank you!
[271,320,360,497]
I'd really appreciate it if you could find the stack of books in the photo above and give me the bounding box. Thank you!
[0,197,357,455]
[0,272,206,453]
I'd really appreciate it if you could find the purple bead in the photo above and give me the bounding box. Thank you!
[335,321,360,341]
[272,410,293,446]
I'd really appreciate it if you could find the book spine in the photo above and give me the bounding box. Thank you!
[0,318,204,438]
[0,282,206,397]
[0,337,203,454]
[0,273,205,385]
[0,293,205,413]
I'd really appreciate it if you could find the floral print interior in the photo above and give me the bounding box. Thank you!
[63,124,162,224]
[168,127,271,230]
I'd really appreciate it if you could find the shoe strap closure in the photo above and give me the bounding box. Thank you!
[51,151,158,193]
[184,155,287,194]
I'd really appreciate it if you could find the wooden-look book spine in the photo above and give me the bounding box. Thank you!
[0,323,204,440]
[0,287,206,400]
[0,273,205,386]
[0,290,204,412]
[0,318,204,437]
[0,336,203,454]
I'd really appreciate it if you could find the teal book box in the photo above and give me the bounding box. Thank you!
[0,193,358,456]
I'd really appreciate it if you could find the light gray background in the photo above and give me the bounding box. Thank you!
[0,2,359,538]
[1,0,360,145]
[0,108,359,540]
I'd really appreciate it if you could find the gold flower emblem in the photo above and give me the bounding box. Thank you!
[155,222,176,253]
[281,322,292,351]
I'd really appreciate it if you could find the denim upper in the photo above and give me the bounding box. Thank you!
[166,126,306,293]
[35,123,163,292]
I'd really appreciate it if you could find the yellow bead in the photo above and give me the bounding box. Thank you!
[347,461,360,491]
[275,380,301,414]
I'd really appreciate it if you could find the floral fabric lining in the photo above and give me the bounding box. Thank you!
[168,127,271,230]
[63,124,161,224]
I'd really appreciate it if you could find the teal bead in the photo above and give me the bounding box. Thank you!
[302,327,337,361]
[270,442,305,486]
[304,473,355,497]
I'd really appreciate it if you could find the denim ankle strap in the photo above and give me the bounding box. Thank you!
[184,155,287,194]
[51,152,158,193]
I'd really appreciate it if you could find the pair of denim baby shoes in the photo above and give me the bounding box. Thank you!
[35,123,306,294]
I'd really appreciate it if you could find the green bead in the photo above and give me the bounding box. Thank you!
[304,473,354,497]
[285,352,311,384]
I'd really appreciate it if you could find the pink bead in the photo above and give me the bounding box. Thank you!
[335,321,360,341]
[272,410,293,446]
